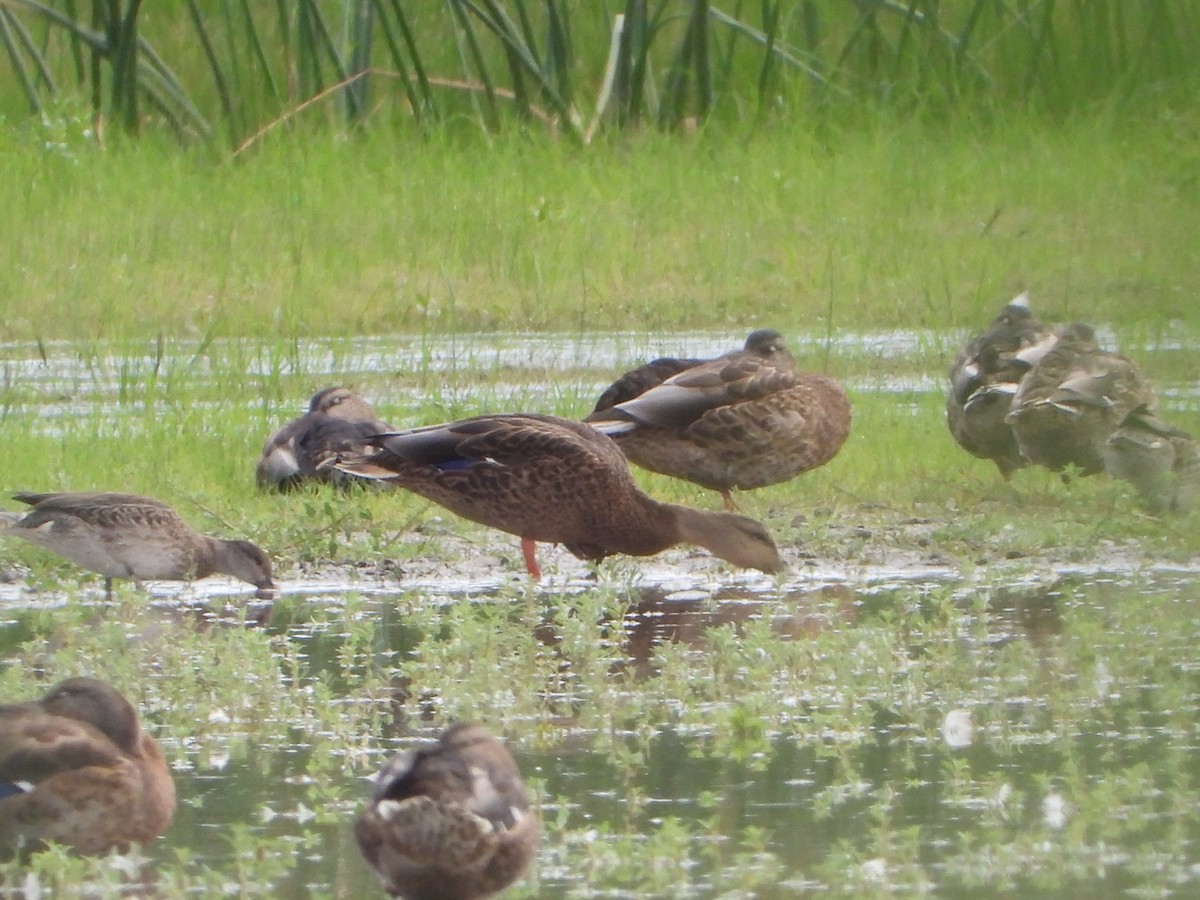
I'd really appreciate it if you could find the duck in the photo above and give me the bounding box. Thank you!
[1005,323,1158,477]
[945,293,1059,479]
[257,387,393,490]
[0,677,176,856]
[1,492,277,599]
[590,328,791,411]
[585,330,851,510]
[333,413,782,579]
[1102,405,1200,515]
[355,723,539,900]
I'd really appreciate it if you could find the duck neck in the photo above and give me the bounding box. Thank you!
[192,538,221,579]
[664,503,736,558]
[613,495,684,556]
[663,502,781,573]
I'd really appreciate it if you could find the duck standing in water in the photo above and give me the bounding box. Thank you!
[586,329,851,510]
[945,293,1059,479]
[355,723,539,900]
[1,491,276,599]
[333,413,782,579]
[0,677,176,856]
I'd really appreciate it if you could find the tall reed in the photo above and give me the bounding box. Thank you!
[3,1,1198,148]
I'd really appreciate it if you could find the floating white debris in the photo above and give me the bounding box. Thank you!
[1043,792,1069,829]
[994,782,1013,808]
[1094,660,1113,699]
[861,858,889,882]
[942,708,974,748]
[208,750,231,771]
[107,850,147,877]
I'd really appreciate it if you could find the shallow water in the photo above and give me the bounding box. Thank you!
[4,563,1200,896]
[2,329,1200,896]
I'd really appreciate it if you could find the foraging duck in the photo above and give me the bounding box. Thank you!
[1103,406,1200,515]
[945,293,1059,479]
[356,723,539,900]
[1,492,276,599]
[586,330,850,509]
[0,677,175,856]
[257,387,393,490]
[1005,323,1158,477]
[333,413,782,578]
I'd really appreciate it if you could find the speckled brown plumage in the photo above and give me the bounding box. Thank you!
[1005,323,1158,477]
[945,293,1059,479]
[257,387,393,490]
[355,723,538,900]
[591,329,791,412]
[1103,406,1200,515]
[2,492,276,599]
[334,413,782,578]
[0,677,175,857]
[587,331,850,508]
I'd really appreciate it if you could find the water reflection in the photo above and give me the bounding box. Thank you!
[613,584,856,678]
[983,582,1066,648]
[3,565,1200,894]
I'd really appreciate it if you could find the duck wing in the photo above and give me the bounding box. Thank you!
[592,356,704,412]
[589,357,797,430]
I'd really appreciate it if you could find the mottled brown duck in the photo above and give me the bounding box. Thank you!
[1,492,276,599]
[0,677,176,857]
[257,386,393,490]
[333,413,782,579]
[591,328,793,411]
[355,723,539,900]
[1005,323,1158,477]
[945,293,1059,479]
[586,330,850,509]
[1103,405,1200,515]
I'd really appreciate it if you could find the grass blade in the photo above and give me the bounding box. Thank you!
[369,0,422,119]
[447,0,501,132]
[385,0,435,115]
[186,0,235,146]
[0,8,43,113]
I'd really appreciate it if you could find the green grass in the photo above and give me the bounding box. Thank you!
[2,107,1200,896]
[1,109,1198,344]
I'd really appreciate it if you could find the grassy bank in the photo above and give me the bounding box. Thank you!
[1,110,1197,343]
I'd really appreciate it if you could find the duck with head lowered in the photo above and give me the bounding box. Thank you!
[333,412,783,579]
[1,491,276,600]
